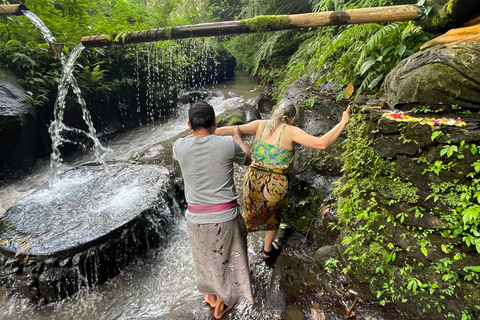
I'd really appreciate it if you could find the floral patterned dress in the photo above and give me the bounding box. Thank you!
[242,123,295,232]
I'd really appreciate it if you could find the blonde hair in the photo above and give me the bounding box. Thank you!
[266,103,296,135]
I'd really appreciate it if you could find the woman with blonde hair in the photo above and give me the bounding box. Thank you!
[216,103,350,262]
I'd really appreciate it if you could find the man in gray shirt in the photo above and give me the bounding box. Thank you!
[173,101,253,319]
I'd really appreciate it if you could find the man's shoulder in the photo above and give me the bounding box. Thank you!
[173,137,190,152]
[174,136,189,144]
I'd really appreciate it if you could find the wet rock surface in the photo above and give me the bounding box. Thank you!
[0,69,45,178]
[280,77,347,239]
[338,106,480,318]
[0,162,183,303]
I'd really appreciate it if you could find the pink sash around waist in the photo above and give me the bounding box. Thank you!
[188,200,238,213]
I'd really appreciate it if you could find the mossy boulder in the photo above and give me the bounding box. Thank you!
[417,0,480,33]
[384,41,480,108]
[216,99,261,127]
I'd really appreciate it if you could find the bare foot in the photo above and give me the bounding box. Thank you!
[213,298,234,319]
[204,294,217,308]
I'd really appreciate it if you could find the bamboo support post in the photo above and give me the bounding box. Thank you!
[0,4,29,16]
[81,5,421,47]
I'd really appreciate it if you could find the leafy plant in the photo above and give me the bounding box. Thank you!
[324,258,339,273]
[411,105,443,114]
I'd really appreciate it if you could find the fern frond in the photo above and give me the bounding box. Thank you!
[252,33,284,75]
[310,0,388,12]
[365,22,402,52]
[354,22,403,73]
[354,71,380,100]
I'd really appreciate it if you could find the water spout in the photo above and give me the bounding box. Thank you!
[0,4,28,16]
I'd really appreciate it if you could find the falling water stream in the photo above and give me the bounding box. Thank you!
[47,43,109,184]
[20,10,56,45]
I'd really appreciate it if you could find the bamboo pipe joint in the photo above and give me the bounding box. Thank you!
[0,4,29,16]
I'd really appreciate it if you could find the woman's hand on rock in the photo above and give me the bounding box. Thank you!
[342,105,351,123]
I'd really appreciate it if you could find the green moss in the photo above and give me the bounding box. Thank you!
[228,115,244,126]
[239,15,291,33]
[163,27,172,39]
[446,0,457,15]
[434,0,459,27]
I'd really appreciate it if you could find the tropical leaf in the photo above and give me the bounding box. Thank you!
[358,59,376,76]
[344,82,354,99]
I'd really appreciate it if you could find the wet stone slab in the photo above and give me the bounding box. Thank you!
[0,162,184,303]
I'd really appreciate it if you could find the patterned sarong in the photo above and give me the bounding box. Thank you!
[242,124,295,232]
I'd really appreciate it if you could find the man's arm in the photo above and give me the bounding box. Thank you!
[233,126,251,166]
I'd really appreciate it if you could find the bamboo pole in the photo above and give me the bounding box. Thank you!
[0,4,29,16]
[81,5,421,47]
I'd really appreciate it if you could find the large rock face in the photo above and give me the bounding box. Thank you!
[0,70,43,178]
[384,41,480,108]
[0,162,183,303]
[336,106,480,318]
[216,97,261,127]
[280,78,348,243]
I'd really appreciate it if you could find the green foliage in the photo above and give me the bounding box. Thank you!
[411,105,443,114]
[281,19,430,101]
[324,258,339,273]
[222,0,312,96]
[0,0,228,98]
[226,0,433,103]
[336,111,480,317]
[310,0,417,12]
[205,0,247,21]
[240,0,311,17]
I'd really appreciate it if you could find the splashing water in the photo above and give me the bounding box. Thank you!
[21,10,56,45]
[17,10,110,185]
[48,43,109,185]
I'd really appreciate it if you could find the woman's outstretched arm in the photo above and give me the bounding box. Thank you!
[215,120,264,136]
[291,105,350,150]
